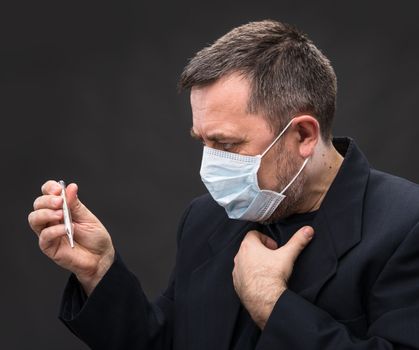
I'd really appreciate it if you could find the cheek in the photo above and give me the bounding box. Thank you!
[257,156,279,190]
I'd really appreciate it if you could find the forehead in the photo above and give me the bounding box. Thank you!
[190,73,271,136]
[190,73,250,114]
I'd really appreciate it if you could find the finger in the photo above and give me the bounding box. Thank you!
[39,224,67,252]
[243,230,256,239]
[33,195,63,210]
[41,180,62,196]
[65,183,78,206]
[64,183,91,221]
[257,233,278,250]
[281,226,314,263]
[243,230,278,250]
[28,209,63,235]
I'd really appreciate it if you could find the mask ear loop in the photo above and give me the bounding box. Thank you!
[280,157,310,195]
[260,119,295,158]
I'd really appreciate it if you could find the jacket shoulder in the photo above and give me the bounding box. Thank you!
[368,169,419,205]
[366,169,419,234]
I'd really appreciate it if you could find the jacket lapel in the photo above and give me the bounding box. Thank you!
[187,219,260,350]
[287,209,338,301]
[288,138,370,302]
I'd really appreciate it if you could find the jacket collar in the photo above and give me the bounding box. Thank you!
[322,137,370,259]
[274,137,370,300]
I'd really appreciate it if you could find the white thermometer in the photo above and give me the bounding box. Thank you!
[59,180,74,248]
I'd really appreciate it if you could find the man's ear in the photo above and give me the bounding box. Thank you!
[291,115,320,158]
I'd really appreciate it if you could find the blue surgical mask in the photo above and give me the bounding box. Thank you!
[199,119,309,222]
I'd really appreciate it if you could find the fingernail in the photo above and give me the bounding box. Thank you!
[303,227,314,239]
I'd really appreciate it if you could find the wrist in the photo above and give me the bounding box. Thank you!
[256,285,287,329]
[76,248,115,296]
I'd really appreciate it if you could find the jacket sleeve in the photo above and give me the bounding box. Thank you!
[256,221,419,350]
[58,203,193,350]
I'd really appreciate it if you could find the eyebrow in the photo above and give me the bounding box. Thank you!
[190,128,203,141]
[190,128,243,142]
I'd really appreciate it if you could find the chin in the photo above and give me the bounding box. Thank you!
[263,156,307,224]
[263,188,306,224]
[262,204,294,224]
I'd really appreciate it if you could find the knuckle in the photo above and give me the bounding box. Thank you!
[38,236,51,254]
[247,230,258,238]
[240,239,248,250]
[282,242,304,262]
[41,181,51,194]
[27,211,34,225]
[296,238,308,251]
[50,195,60,208]
[41,227,52,240]
[32,197,38,210]
[33,196,43,210]
[39,226,56,249]
[288,237,304,250]
[291,239,303,251]
[38,231,47,249]
[42,180,59,195]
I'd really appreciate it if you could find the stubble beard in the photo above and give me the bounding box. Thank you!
[263,150,308,224]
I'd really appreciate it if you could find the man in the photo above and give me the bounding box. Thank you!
[28,20,419,349]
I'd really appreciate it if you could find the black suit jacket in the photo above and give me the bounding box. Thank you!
[60,138,419,349]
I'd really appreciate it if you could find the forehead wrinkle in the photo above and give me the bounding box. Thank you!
[192,73,252,117]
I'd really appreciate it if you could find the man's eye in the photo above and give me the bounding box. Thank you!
[221,143,236,151]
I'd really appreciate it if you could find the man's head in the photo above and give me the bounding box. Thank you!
[180,19,337,141]
[181,20,340,221]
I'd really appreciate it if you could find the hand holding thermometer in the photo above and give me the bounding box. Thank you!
[59,180,74,248]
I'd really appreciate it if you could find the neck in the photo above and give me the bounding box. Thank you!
[297,141,344,213]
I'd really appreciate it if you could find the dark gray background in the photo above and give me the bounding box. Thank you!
[1,0,418,348]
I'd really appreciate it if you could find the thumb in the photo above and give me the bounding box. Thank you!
[281,226,314,264]
[65,183,91,221]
